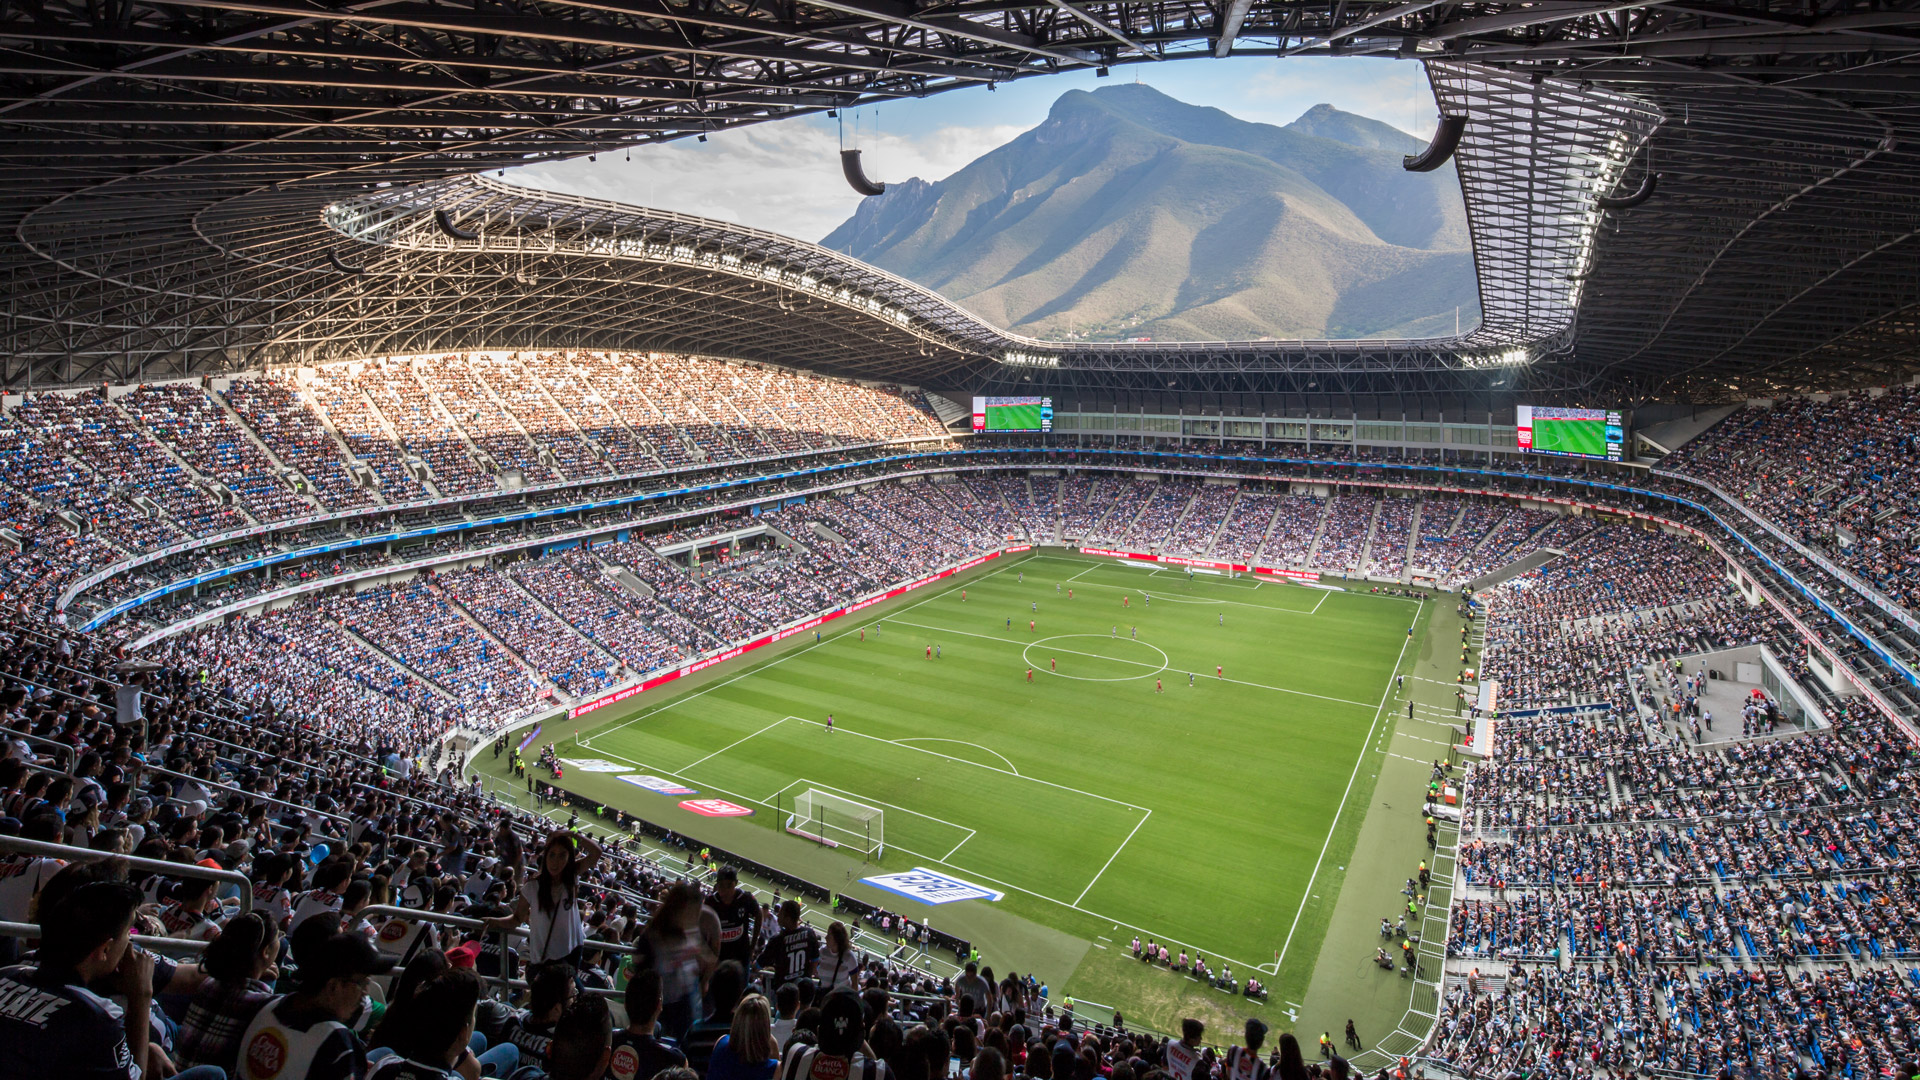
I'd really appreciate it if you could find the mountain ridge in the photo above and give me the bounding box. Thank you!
[822,85,1479,342]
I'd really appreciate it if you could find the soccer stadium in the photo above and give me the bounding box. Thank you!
[4,4,1920,1080]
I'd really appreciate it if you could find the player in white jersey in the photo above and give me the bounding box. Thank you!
[1162,1019,1206,1080]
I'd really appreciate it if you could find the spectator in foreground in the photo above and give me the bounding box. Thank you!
[610,967,686,1080]
[236,922,396,1080]
[366,967,484,1080]
[709,993,782,1080]
[0,878,204,1080]
[178,910,282,1075]
[778,991,887,1080]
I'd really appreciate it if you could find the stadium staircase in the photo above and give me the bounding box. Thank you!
[427,579,560,698]
[503,573,623,665]
[922,392,972,430]
[1301,496,1336,566]
[211,387,326,515]
[1351,495,1382,564]
[1399,500,1424,572]
[332,620,457,700]
[1466,548,1564,591]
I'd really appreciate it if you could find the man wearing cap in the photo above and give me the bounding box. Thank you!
[776,990,885,1080]
[1225,1019,1270,1080]
[707,867,761,970]
[237,925,394,1080]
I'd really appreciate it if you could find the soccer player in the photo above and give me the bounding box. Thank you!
[1055,583,1060,593]
[1145,592,1151,607]
[1111,625,1117,637]
[1050,658,1056,672]
[936,645,941,659]
[859,629,864,642]
[1026,668,1033,683]
[1068,588,1073,600]
[1189,672,1195,687]
[1029,619,1035,632]
[961,589,966,601]
[1219,613,1224,626]
[1031,601,1036,613]
[1130,625,1136,638]
[1217,665,1223,679]
[1018,571,1023,583]
[1155,679,1162,693]
[1123,595,1129,608]
[926,645,932,660]
[1007,616,1011,629]
[825,714,834,734]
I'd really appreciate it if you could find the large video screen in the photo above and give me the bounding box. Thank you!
[1517,405,1624,462]
[972,396,1053,433]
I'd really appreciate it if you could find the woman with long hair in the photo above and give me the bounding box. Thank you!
[629,880,715,1041]
[813,919,861,993]
[1274,1033,1309,1080]
[709,992,782,1080]
[176,910,280,1074]
[484,828,600,966]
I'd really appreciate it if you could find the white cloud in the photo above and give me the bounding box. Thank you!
[509,119,1027,244]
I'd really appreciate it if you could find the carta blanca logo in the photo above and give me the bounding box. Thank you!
[861,868,1005,905]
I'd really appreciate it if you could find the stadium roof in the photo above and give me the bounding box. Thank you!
[5,0,1920,402]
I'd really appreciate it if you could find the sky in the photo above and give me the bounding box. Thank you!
[508,57,1435,245]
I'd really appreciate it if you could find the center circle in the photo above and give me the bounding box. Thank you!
[1021,634,1170,682]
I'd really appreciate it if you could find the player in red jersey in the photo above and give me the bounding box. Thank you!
[1026,668,1033,682]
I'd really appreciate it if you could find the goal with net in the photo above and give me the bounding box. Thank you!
[785,787,885,860]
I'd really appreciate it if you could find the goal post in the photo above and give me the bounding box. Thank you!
[786,787,885,860]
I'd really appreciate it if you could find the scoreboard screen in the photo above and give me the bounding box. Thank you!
[1517,405,1623,462]
[972,396,1053,433]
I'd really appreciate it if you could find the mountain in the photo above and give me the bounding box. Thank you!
[820,85,1479,342]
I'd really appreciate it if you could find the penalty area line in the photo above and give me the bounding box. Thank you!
[1074,808,1151,906]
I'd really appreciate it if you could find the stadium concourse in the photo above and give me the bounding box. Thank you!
[4,358,1920,1080]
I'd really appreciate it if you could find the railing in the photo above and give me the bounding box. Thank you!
[0,835,253,916]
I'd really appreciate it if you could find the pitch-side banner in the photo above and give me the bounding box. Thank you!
[1076,546,1319,583]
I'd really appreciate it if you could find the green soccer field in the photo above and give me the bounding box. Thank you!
[561,552,1415,987]
[1530,416,1609,457]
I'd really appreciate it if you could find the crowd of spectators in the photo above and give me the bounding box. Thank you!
[1256,495,1327,568]
[1664,385,1920,615]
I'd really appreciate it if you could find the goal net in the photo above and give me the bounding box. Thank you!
[786,788,885,859]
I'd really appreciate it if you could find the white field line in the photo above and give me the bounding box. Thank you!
[768,773,977,853]
[1074,808,1152,906]
[893,737,1020,775]
[1310,591,1328,615]
[1270,627,1415,976]
[678,716,790,772]
[584,557,1024,749]
[780,715,1146,811]
[1064,578,1321,614]
[882,617,1376,709]
[576,734,1280,973]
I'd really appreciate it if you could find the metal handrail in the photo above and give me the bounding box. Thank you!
[0,919,210,955]
[0,835,252,915]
